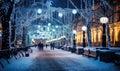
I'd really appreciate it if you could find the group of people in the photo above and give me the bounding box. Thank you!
[37,42,55,50]
[38,42,44,50]
[50,43,55,50]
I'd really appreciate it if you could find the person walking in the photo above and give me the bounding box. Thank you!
[50,42,55,50]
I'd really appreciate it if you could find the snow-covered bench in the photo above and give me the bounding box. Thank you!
[76,47,84,54]
[89,48,98,59]
[98,50,115,62]
[114,52,120,65]
[83,48,90,56]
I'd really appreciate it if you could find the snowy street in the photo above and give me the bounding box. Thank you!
[1,0,120,71]
[1,47,120,71]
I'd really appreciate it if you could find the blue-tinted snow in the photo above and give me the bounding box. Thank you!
[0,47,120,71]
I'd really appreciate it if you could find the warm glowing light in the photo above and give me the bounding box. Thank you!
[82,26,87,31]
[100,17,109,24]
[32,39,35,42]
[60,35,66,38]
[17,40,22,45]
[0,24,2,33]
[32,39,35,44]
[76,22,120,46]
[46,36,66,43]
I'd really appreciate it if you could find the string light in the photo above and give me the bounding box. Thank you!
[37,9,42,14]
[58,12,63,18]
[72,9,77,14]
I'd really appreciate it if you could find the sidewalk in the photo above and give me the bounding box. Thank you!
[0,47,120,71]
[76,46,120,50]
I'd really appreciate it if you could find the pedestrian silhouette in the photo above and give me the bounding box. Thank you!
[50,42,55,50]
[38,42,44,50]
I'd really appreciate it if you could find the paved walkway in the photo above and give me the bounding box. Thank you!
[0,47,120,71]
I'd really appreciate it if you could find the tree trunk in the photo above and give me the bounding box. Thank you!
[22,27,26,47]
[11,15,16,47]
[1,1,14,50]
[87,22,92,47]
[106,23,111,47]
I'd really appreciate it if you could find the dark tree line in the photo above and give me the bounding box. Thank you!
[0,0,14,49]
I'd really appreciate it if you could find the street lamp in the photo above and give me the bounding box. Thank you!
[72,30,77,48]
[100,17,109,48]
[82,26,87,48]
[71,30,77,53]
[72,9,77,21]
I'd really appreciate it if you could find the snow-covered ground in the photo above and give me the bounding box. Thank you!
[0,47,120,71]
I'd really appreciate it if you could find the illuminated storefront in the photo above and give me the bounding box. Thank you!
[75,0,120,47]
[76,22,120,47]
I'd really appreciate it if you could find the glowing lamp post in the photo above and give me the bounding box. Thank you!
[72,30,77,48]
[100,17,108,48]
[82,26,87,48]
[71,30,77,53]
[72,9,77,20]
